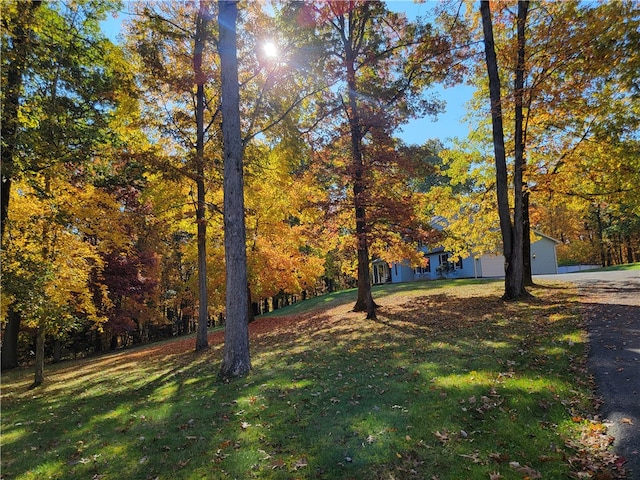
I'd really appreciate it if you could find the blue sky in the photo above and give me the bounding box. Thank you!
[101,0,474,147]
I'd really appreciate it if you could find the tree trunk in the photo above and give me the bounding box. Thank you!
[32,327,46,388]
[1,309,21,370]
[195,106,209,351]
[194,1,211,352]
[344,34,376,320]
[626,235,634,264]
[218,0,251,380]
[523,191,533,286]
[480,1,512,270]
[480,0,529,300]
[594,205,606,266]
[506,0,530,299]
[53,338,62,363]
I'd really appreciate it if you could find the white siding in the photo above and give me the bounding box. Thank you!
[530,237,558,275]
[479,255,505,277]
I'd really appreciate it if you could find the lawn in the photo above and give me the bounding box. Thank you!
[595,262,640,272]
[1,280,623,479]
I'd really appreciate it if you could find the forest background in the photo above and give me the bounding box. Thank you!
[2,0,639,380]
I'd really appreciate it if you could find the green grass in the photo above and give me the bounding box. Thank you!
[593,262,640,271]
[558,262,640,272]
[1,280,615,479]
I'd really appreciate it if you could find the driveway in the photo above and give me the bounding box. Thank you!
[535,269,640,478]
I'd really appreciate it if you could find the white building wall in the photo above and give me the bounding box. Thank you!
[530,237,559,275]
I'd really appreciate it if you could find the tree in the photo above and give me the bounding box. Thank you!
[1,0,128,371]
[218,0,251,380]
[193,0,213,351]
[296,1,457,318]
[423,137,503,263]
[1,0,42,241]
[2,175,112,386]
[467,1,639,278]
[126,0,222,352]
[480,0,529,299]
[127,0,322,354]
[244,143,328,308]
[520,1,640,266]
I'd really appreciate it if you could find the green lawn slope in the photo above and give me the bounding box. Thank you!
[1,280,624,479]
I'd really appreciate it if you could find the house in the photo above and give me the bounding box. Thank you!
[372,232,559,284]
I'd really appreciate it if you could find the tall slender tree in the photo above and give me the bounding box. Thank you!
[126,1,222,352]
[218,0,251,380]
[480,0,529,299]
[296,1,458,318]
[193,0,213,351]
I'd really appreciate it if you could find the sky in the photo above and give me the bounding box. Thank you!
[101,0,475,147]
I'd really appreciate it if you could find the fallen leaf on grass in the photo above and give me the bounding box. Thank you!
[177,459,190,468]
[271,459,285,469]
[509,461,541,478]
[294,457,308,469]
[489,452,509,463]
[489,473,503,480]
[434,430,450,444]
[459,451,483,464]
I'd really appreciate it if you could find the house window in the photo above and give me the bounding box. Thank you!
[414,254,430,276]
[439,253,462,271]
[414,265,427,275]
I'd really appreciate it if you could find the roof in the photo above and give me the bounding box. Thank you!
[532,231,561,244]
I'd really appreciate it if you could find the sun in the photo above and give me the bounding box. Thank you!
[263,41,279,58]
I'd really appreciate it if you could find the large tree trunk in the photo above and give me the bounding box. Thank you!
[194,1,211,352]
[480,0,529,300]
[218,0,251,380]
[506,0,530,299]
[344,37,376,320]
[480,1,512,271]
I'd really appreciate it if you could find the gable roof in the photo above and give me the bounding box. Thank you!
[532,231,561,244]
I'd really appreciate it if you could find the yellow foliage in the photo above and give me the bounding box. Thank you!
[2,176,108,333]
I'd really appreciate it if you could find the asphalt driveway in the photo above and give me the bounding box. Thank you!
[536,269,640,478]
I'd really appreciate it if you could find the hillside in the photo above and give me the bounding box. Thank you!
[1,280,623,479]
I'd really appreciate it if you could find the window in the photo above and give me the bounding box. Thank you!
[414,254,430,275]
[438,253,462,271]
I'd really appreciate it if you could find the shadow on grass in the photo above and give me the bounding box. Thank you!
[1,281,612,480]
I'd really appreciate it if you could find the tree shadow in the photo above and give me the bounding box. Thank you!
[1,282,625,479]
